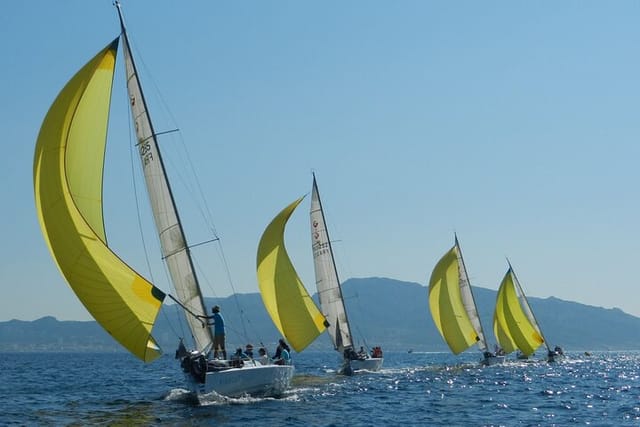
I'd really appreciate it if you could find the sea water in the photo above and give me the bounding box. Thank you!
[1,351,639,426]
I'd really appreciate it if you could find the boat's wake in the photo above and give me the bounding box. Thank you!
[292,373,334,387]
[163,386,303,406]
[163,388,199,405]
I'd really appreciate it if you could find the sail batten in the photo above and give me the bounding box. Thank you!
[257,197,327,353]
[34,39,165,363]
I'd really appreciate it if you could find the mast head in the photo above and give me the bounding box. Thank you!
[114,0,126,34]
[505,257,513,272]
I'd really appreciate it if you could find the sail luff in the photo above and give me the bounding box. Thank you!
[310,174,353,352]
[117,6,213,352]
[454,237,488,352]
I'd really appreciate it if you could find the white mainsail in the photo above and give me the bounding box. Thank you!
[118,7,213,353]
[310,174,353,352]
[454,236,488,352]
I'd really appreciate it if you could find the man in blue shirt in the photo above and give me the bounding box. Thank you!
[207,305,226,359]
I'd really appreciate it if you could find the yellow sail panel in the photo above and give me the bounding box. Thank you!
[33,39,165,363]
[493,278,518,354]
[428,246,480,354]
[500,271,544,356]
[257,197,327,352]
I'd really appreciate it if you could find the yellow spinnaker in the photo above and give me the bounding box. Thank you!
[428,245,480,354]
[33,39,165,362]
[494,269,544,356]
[257,197,327,352]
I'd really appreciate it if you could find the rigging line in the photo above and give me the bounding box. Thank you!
[192,247,262,347]
[191,256,219,299]
[122,25,215,238]
[159,237,220,260]
[188,255,262,347]
[219,242,251,340]
[167,294,208,328]
[223,324,254,346]
[188,237,220,250]
[325,213,363,347]
[134,128,180,146]
[154,99,219,239]
[154,134,216,236]
[128,36,220,239]
[125,23,245,346]
[121,16,207,347]
[349,289,371,351]
[170,126,220,238]
[321,197,360,344]
[127,33,209,346]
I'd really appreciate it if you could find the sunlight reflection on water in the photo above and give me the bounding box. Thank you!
[2,351,640,425]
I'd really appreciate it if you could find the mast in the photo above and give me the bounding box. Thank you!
[310,173,354,352]
[507,259,552,353]
[454,234,488,352]
[114,2,214,352]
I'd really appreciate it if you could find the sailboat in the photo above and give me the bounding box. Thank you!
[256,197,329,354]
[310,174,383,374]
[493,262,563,363]
[428,235,503,365]
[33,2,293,398]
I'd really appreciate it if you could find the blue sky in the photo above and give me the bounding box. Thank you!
[2,1,639,321]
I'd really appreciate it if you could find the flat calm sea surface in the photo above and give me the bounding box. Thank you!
[1,351,639,426]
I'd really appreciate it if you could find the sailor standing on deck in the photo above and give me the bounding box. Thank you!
[200,305,226,359]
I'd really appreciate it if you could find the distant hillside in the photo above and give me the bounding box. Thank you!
[2,277,640,353]
[0,316,125,352]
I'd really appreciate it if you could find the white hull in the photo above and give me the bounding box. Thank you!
[187,363,294,397]
[351,357,384,371]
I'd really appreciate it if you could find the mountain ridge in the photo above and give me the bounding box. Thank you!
[2,277,638,353]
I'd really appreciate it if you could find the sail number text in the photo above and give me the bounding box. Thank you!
[139,141,154,166]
